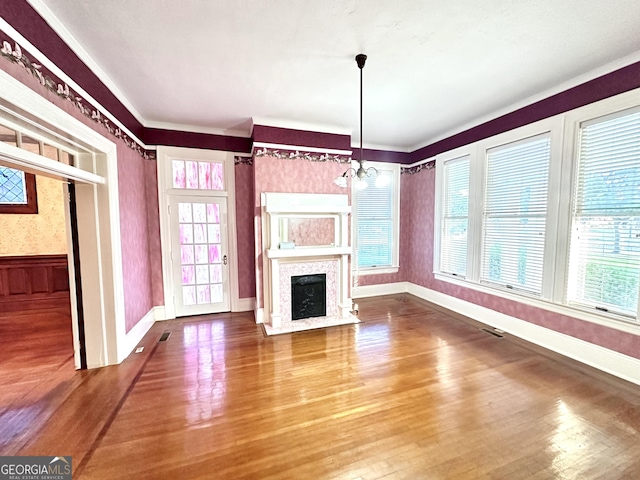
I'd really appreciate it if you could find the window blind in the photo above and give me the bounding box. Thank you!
[356,172,393,268]
[567,109,640,317]
[481,135,551,294]
[441,156,470,276]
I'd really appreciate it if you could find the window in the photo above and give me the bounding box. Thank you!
[353,161,400,273]
[482,135,551,295]
[441,156,469,277]
[0,166,38,214]
[434,93,640,326]
[567,108,640,317]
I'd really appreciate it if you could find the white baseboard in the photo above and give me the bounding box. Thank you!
[255,307,264,324]
[406,283,640,386]
[119,308,155,363]
[234,297,256,312]
[153,306,168,321]
[353,282,408,299]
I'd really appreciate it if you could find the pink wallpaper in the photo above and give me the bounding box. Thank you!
[253,155,349,309]
[118,146,154,332]
[393,168,640,360]
[144,160,164,306]
[0,56,156,333]
[235,163,256,299]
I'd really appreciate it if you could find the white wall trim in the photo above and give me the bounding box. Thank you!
[406,283,640,386]
[255,307,265,324]
[353,282,408,299]
[115,308,155,366]
[401,157,436,169]
[153,306,168,321]
[234,297,256,313]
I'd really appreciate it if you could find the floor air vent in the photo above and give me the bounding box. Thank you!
[480,328,504,338]
[159,332,171,342]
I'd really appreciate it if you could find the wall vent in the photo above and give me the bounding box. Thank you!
[480,328,504,338]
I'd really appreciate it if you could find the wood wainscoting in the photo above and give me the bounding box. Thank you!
[0,254,70,312]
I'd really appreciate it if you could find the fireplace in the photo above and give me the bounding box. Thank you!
[261,192,352,328]
[291,274,326,320]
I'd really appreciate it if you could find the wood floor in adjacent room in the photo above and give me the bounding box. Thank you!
[3,294,640,479]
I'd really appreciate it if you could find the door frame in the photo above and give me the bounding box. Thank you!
[0,68,134,368]
[157,146,241,319]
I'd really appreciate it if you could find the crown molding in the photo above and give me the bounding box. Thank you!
[26,0,145,125]
[252,117,352,137]
[0,17,147,150]
[143,120,250,138]
[408,50,640,153]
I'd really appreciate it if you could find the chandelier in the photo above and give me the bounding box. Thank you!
[334,54,388,190]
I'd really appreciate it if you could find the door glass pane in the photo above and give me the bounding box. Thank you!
[179,203,192,222]
[177,200,225,308]
[194,224,206,243]
[211,163,224,190]
[199,162,211,190]
[195,245,208,264]
[186,161,199,189]
[173,160,186,188]
[179,224,193,244]
[196,265,209,284]
[211,284,223,303]
[183,286,197,306]
[208,224,220,243]
[182,266,195,285]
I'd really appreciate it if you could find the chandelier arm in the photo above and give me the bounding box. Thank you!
[364,166,379,177]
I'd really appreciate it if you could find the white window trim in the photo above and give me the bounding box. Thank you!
[352,160,400,275]
[434,87,640,330]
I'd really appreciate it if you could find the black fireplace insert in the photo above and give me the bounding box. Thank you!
[291,273,326,320]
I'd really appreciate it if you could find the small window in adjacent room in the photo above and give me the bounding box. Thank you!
[0,166,38,214]
[353,161,400,273]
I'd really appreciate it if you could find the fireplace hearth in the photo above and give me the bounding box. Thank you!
[291,274,326,320]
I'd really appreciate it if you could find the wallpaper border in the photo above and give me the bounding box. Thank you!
[0,34,155,160]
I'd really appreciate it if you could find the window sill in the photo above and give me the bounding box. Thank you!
[356,267,399,276]
[433,272,640,336]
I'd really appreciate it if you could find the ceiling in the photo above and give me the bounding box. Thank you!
[33,0,640,151]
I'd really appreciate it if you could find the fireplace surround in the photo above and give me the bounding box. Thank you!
[261,192,352,328]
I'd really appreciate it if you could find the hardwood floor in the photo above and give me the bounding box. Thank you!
[0,305,77,452]
[3,294,640,479]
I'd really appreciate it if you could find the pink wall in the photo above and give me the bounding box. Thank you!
[393,168,640,360]
[118,147,154,332]
[144,160,164,307]
[0,51,156,333]
[235,163,256,299]
[253,155,349,309]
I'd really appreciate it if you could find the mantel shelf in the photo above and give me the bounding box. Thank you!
[266,246,351,259]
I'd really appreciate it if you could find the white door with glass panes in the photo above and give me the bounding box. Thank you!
[169,195,230,316]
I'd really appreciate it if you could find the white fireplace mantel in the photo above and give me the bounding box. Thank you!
[261,192,352,328]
